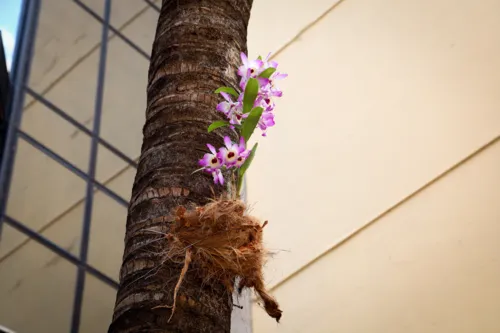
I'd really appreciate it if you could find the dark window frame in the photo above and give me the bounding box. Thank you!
[0,1,160,332]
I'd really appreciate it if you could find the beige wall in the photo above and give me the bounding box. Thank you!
[0,0,499,332]
[253,139,500,333]
[247,0,500,332]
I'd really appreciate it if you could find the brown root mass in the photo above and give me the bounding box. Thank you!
[157,199,282,322]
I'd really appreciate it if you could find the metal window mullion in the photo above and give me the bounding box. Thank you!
[4,215,119,289]
[17,130,128,208]
[143,0,161,13]
[25,87,138,169]
[0,0,40,238]
[70,0,112,331]
[73,0,150,60]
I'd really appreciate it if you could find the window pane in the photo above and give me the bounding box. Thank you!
[81,273,117,333]
[0,224,77,333]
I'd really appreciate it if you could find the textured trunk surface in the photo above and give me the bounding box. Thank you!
[108,1,253,332]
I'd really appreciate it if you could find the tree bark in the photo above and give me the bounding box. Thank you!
[108,0,253,332]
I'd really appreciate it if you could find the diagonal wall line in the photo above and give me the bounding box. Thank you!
[267,134,500,293]
[250,0,500,295]
[272,0,347,60]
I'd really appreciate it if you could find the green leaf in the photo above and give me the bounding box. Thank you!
[239,143,258,178]
[257,55,263,60]
[237,143,258,193]
[241,107,263,142]
[214,87,238,97]
[207,120,229,133]
[243,78,259,114]
[259,67,276,79]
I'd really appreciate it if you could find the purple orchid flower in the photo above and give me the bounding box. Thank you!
[219,136,250,168]
[237,153,251,166]
[216,92,247,125]
[255,94,275,112]
[262,52,279,70]
[212,169,224,185]
[198,144,224,184]
[258,72,287,97]
[198,51,287,186]
[257,112,276,136]
[255,71,288,113]
[238,52,264,82]
[216,92,240,115]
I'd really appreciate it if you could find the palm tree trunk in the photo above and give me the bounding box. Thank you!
[108,0,253,332]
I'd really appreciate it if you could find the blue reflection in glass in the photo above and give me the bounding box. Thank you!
[0,0,23,71]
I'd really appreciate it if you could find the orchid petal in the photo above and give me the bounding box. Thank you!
[237,93,244,103]
[212,171,219,184]
[220,91,232,102]
[207,144,217,155]
[274,73,288,80]
[270,90,283,97]
[216,102,229,114]
[223,136,232,149]
[240,52,248,66]
[217,170,224,185]
[217,148,226,162]
[237,67,246,77]
[257,77,270,87]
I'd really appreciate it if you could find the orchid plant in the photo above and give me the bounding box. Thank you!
[196,52,287,196]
